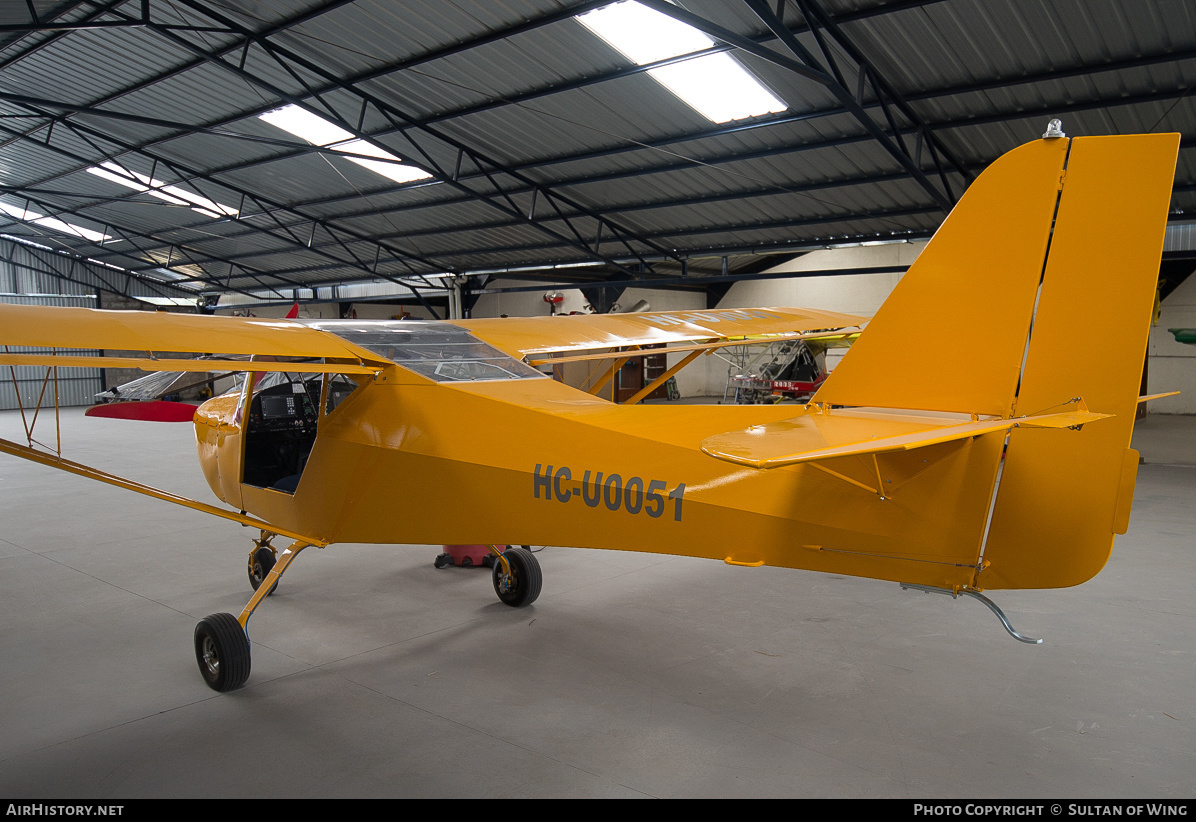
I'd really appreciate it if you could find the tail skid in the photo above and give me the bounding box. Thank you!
[900,583,1044,644]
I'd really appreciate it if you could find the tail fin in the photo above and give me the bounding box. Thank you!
[811,137,1070,417]
[979,134,1179,589]
[816,132,1179,589]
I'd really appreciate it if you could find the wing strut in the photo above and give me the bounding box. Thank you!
[0,435,326,547]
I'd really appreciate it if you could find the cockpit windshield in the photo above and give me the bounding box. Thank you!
[303,320,545,383]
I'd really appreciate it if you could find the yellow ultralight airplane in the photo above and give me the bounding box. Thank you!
[0,130,1180,691]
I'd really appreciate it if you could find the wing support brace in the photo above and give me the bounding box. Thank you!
[900,583,1043,644]
[239,541,309,629]
[0,435,327,547]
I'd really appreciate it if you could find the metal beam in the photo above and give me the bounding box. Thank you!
[0,101,449,287]
[0,0,360,155]
[108,166,932,273]
[471,264,911,295]
[251,40,1196,222]
[144,0,682,278]
[790,0,973,185]
[116,204,939,286]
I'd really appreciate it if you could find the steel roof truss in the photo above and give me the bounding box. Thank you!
[150,0,683,280]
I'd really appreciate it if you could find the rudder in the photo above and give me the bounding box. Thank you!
[978,134,1179,589]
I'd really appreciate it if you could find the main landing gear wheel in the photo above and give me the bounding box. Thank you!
[492,547,542,608]
[248,547,277,594]
[194,613,251,692]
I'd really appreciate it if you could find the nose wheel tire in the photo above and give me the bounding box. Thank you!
[194,613,251,692]
[492,547,542,608]
[248,547,277,594]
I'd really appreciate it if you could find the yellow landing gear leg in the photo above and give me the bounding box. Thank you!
[194,540,311,692]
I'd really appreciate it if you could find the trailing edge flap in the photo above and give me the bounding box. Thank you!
[700,405,1111,469]
[457,306,865,358]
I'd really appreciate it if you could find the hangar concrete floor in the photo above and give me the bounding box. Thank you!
[0,407,1192,799]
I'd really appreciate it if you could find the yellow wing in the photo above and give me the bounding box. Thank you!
[456,306,864,358]
[0,304,863,376]
[0,304,389,374]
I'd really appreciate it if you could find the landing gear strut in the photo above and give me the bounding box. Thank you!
[194,539,311,692]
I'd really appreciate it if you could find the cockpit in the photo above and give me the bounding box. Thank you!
[242,371,358,494]
[240,321,542,495]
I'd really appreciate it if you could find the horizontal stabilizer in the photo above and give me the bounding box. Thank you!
[701,405,1111,469]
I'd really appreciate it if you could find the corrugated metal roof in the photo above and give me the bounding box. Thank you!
[0,0,1186,300]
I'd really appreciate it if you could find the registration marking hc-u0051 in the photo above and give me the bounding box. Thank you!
[533,464,686,521]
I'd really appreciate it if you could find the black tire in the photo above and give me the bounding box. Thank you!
[492,547,542,607]
[194,613,251,692]
[248,547,277,594]
[433,553,453,569]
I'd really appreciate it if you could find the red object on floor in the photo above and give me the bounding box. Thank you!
[440,544,492,567]
[85,401,198,422]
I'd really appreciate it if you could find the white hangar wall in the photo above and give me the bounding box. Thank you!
[1149,272,1196,414]
[700,242,924,398]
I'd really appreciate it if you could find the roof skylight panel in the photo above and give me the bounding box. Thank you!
[0,201,111,243]
[86,163,238,218]
[577,1,787,124]
[259,106,432,185]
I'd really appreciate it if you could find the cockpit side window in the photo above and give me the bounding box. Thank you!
[323,373,359,417]
[242,373,320,494]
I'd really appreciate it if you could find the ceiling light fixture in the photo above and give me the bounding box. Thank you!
[578,1,787,124]
[0,201,111,243]
[86,162,238,218]
[259,105,432,185]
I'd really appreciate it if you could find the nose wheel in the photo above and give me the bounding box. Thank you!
[491,546,542,607]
